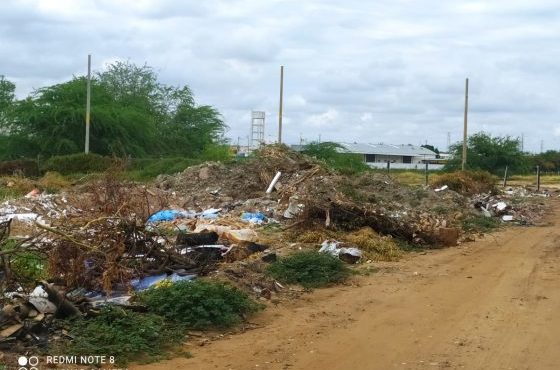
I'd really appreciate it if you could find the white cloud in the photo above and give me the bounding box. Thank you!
[305,108,339,128]
[1,0,560,151]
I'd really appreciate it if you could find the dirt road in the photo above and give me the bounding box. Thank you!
[135,201,560,370]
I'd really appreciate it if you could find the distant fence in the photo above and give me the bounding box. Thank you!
[366,162,444,171]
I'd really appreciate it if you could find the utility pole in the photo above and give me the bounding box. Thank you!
[461,78,469,171]
[278,65,284,144]
[85,54,91,154]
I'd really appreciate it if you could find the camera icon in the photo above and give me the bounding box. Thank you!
[18,355,39,370]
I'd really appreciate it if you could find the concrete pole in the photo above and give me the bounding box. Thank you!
[462,78,469,170]
[85,54,91,154]
[278,65,284,144]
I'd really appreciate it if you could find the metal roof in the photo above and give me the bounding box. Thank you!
[338,142,437,157]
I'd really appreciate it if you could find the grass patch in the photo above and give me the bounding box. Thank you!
[396,239,426,252]
[137,280,262,329]
[461,215,500,232]
[267,250,350,288]
[64,305,184,365]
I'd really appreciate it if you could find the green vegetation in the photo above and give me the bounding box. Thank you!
[0,240,47,284]
[302,142,370,175]
[65,305,184,365]
[42,153,113,175]
[267,251,350,288]
[137,280,262,329]
[461,215,500,232]
[0,62,227,161]
[446,132,529,175]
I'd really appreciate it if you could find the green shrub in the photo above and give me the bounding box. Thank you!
[42,153,113,175]
[65,305,184,364]
[137,280,262,329]
[302,142,370,175]
[199,144,233,161]
[461,215,500,232]
[0,240,47,285]
[124,157,202,181]
[267,251,350,288]
[0,159,40,177]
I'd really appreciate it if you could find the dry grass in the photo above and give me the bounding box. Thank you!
[390,171,426,186]
[431,170,497,195]
[38,171,71,192]
[508,175,560,186]
[344,227,402,261]
[0,176,36,200]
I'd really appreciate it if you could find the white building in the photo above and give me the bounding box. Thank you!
[338,142,442,170]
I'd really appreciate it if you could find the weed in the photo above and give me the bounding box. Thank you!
[267,251,350,288]
[137,280,262,329]
[461,215,500,232]
[0,239,47,285]
[396,239,425,252]
[64,305,184,365]
[38,171,71,192]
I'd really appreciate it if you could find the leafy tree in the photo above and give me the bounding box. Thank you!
[0,61,227,160]
[531,150,560,172]
[0,75,15,128]
[421,144,440,158]
[445,132,529,174]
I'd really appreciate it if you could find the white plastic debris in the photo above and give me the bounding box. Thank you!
[494,202,507,211]
[283,196,304,219]
[502,215,514,221]
[319,240,341,255]
[435,185,448,192]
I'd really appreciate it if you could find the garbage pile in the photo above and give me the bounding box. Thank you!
[471,187,549,225]
[0,145,553,351]
[155,146,472,246]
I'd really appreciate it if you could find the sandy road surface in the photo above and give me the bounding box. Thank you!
[135,201,560,370]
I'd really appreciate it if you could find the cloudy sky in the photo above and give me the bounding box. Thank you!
[2,0,560,152]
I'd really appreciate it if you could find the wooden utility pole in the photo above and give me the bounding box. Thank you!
[461,78,469,170]
[85,54,92,154]
[278,65,284,144]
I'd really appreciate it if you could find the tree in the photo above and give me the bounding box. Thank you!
[531,150,560,172]
[0,61,227,159]
[445,132,529,174]
[421,144,440,158]
[0,75,15,128]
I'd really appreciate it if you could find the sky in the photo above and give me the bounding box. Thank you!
[1,0,560,152]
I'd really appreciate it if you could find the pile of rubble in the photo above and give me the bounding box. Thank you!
[0,145,553,351]
[471,187,550,225]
